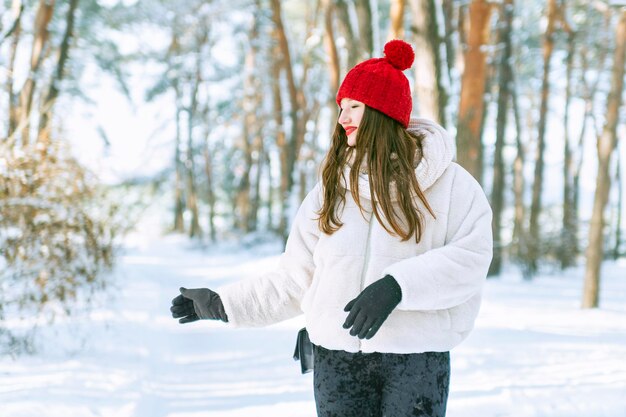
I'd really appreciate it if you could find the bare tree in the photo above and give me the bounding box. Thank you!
[246,3,266,233]
[236,13,262,233]
[265,150,275,231]
[560,24,577,269]
[269,32,286,234]
[269,0,321,241]
[612,149,623,259]
[582,8,626,309]
[527,0,559,275]
[440,0,457,83]
[323,0,341,138]
[270,0,300,239]
[169,33,186,233]
[389,0,406,40]
[5,0,24,143]
[511,69,526,261]
[456,0,492,183]
[202,125,217,242]
[571,6,611,264]
[323,0,340,94]
[335,0,359,69]
[489,0,515,276]
[185,55,203,239]
[409,0,447,126]
[13,0,55,146]
[173,106,186,232]
[248,125,265,232]
[354,0,374,58]
[37,0,80,146]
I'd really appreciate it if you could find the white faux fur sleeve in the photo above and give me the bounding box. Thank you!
[217,183,322,327]
[382,167,493,311]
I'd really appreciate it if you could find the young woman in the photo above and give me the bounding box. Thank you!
[170,39,493,416]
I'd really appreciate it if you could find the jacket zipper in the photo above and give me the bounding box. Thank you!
[357,210,375,351]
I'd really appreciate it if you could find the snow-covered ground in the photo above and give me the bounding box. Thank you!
[1,229,625,417]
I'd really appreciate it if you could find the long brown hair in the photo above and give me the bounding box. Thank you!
[317,106,435,243]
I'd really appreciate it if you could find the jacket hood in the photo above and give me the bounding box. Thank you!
[343,118,455,201]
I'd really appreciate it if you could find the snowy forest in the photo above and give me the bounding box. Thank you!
[1,0,625,416]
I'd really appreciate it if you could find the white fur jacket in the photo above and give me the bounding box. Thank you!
[218,118,493,354]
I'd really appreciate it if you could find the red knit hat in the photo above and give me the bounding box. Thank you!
[336,39,415,128]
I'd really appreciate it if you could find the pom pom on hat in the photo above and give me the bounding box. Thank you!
[336,40,415,128]
[384,39,415,71]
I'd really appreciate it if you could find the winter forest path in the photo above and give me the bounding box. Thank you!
[1,232,625,416]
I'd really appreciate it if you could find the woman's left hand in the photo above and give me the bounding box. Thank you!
[343,275,402,340]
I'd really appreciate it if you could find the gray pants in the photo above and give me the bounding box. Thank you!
[313,344,450,417]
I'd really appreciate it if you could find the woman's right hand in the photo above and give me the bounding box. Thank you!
[170,287,228,323]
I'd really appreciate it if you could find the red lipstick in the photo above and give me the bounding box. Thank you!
[344,126,357,136]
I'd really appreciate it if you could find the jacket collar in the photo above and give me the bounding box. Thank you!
[342,118,455,201]
[410,118,455,191]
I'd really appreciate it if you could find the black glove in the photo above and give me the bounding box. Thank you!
[343,275,402,340]
[170,287,229,324]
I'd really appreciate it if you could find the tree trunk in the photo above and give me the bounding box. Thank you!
[237,13,262,233]
[185,44,204,239]
[173,82,185,233]
[268,22,287,237]
[237,124,253,232]
[409,0,446,126]
[185,161,201,238]
[296,0,319,160]
[511,72,525,262]
[389,0,405,40]
[38,0,79,146]
[456,3,467,72]
[527,0,558,276]
[16,0,55,146]
[488,0,514,277]
[1,0,23,47]
[582,10,626,309]
[614,149,623,259]
[440,0,456,83]
[573,23,610,259]
[323,0,340,138]
[560,28,577,269]
[249,128,264,232]
[323,0,340,94]
[299,169,307,205]
[354,0,374,58]
[571,96,591,262]
[269,0,304,242]
[248,1,264,233]
[6,0,23,143]
[186,133,202,239]
[265,150,275,231]
[456,0,492,184]
[203,131,216,242]
[335,0,359,69]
